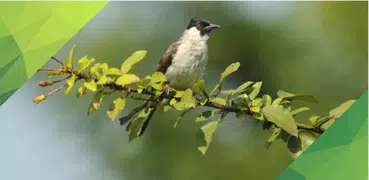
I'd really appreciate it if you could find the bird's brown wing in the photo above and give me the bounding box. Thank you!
[156,41,180,74]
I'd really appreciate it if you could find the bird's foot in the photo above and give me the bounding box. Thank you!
[162,84,174,96]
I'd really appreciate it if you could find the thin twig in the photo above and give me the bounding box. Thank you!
[51,56,64,65]
[38,68,60,71]
[131,96,154,101]
[53,76,71,84]
[46,84,67,97]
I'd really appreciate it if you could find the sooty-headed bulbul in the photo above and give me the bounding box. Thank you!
[120,17,220,136]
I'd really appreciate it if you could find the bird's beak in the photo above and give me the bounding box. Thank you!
[204,24,220,33]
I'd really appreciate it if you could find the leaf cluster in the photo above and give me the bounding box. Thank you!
[33,46,356,157]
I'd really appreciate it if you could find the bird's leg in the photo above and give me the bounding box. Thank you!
[162,83,174,96]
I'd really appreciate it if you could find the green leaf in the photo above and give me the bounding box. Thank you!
[235,81,254,93]
[221,81,254,96]
[127,107,151,142]
[87,91,107,116]
[272,98,283,105]
[63,59,68,69]
[308,115,332,127]
[67,44,76,69]
[76,86,87,98]
[88,105,95,116]
[192,79,206,98]
[100,63,109,74]
[265,127,281,149]
[92,92,105,109]
[137,75,151,89]
[329,99,356,119]
[200,98,208,106]
[250,107,261,113]
[96,75,109,85]
[318,116,332,125]
[220,62,240,83]
[239,93,251,104]
[173,89,195,111]
[248,81,262,100]
[197,121,219,155]
[261,105,298,137]
[170,98,177,106]
[262,94,272,106]
[195,110,219,123]
[219,89,234,95]
[210,62,240,94]
[65,74,76,95]
[211,97,227,106]
[84,79,97,92]
[308,116,321,125]
[253,112,264,121]
[78,56,95,70]
[121,50,147,74]
[106,68,123,75]
[182,89,196,105]
[174,91,184,98]
[149,72,166,85]
[251,98,263,108]
[151,82,164,91]
[277,90,319,103]
[174,109,191,128]
[290,107,310,116]
[90,63,101,76]
[277,90,294,97]
[116,74,140,86]
[288,131,317,159]
[107,98,126,121]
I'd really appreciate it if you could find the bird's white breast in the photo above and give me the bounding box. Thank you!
[165,28,209,90]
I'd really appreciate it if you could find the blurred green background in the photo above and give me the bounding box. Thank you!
[1,1,367,180]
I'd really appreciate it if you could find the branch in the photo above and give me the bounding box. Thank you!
[295,123,324,134]
[34,56,326,137]
[32,48,357,156]
[78,73,324,134]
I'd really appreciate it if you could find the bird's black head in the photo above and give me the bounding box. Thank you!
[186,17,220,35]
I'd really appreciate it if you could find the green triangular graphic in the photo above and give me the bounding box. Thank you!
[277,167,306,180]
[0,1,108,107]
[278,91,368,180]
[0,54,21,80]
[0,88,17,106]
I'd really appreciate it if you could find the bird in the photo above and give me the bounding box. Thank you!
[120,17,220,136]
[156,17,220,90]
